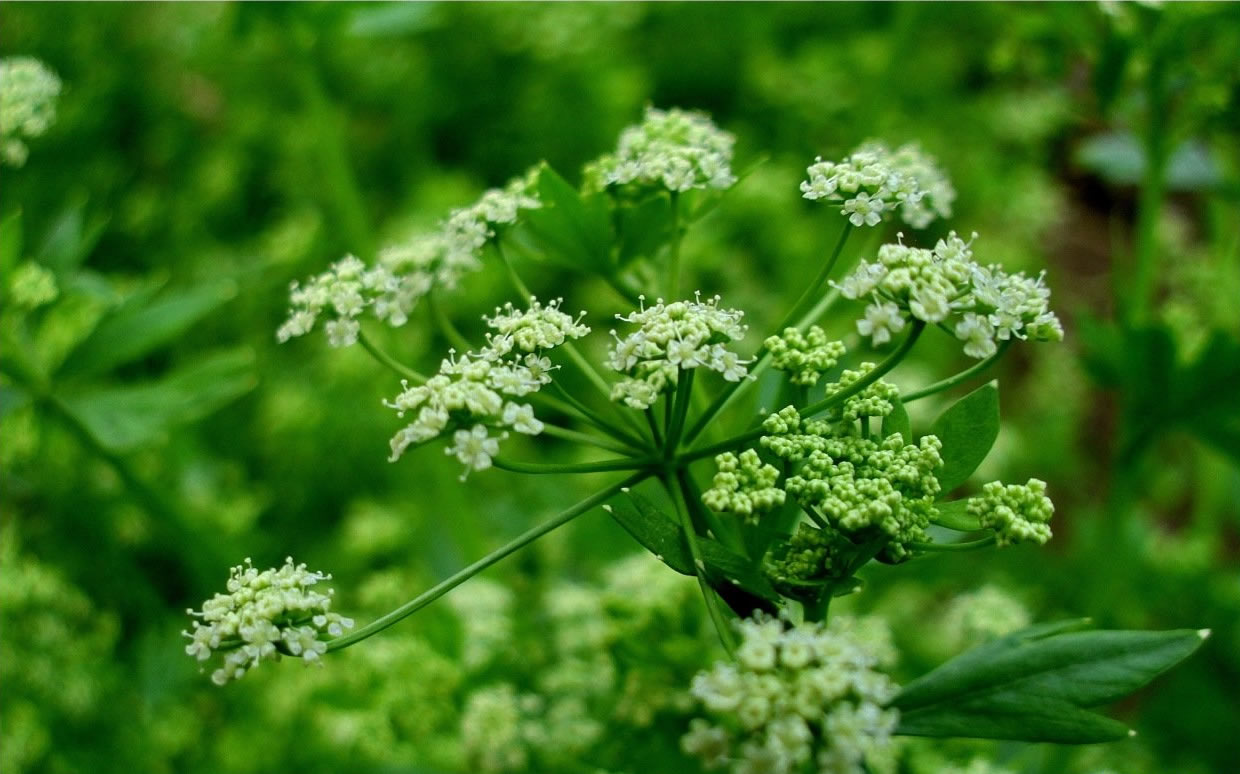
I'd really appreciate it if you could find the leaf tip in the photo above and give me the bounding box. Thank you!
[601,504,613,513]
[1197,628,1212,640]
[1128,728,1138,738]
[620,487,631,493]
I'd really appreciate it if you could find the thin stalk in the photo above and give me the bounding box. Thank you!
[358,330,427,384]
[682,226,852,446]
[541,423,640,456]
[426,291,473,353]
[492,455,656,475]
[667,474,736,656]
[665,369,696,456]
[907,534,997,552]
[677,467,746,555]
[901,340,1010,402]
[545,383,649,452]
[666,191,681,300]
[682,321,925,463]
[774,224,853,337]
[495,239,534,300]
[646,407,663,446]
[327,473,647,652]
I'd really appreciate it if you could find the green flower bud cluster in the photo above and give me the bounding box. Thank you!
[0,57,61,167]
[702,449,786,522]
[765,326,847,386]
[765,523,849,590]
[755,402,942,560]
[800,141,954,229]
[967,479,1054,547]
[608,293,751,409]
[837,231,1063,358]
[834,364,901,422]
[386,297,590,477]
[683,613,900,774]
[183,557,354,686]
[585,106,737,193]
[278,170,540,347]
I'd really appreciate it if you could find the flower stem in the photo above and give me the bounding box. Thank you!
[900,339,1011,403]
[357,330,427,384]
[541,423,642,456]
[492,455,656,475]
[667,473,736,657]
[326,472,648,652]
[681,321,925,463]
[682,225,853,445]
[426,291,473,353]
[666,191,681,300]
[544,383,650,452]
[665,368,696,456]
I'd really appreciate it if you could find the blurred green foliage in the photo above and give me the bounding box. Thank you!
[2,3,1238,773]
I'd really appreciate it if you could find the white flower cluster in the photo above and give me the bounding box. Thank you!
[608,293,751,409]
[0,57,62,167]
[836,232,1063,357]
[800,142,955,229]
[183,557,353,686]
[940,585,1031,653]
[7,262,59,309]
[588,106,737,193]
[684,613,900,774]
[277,171,540,347]
[386,297,589,477]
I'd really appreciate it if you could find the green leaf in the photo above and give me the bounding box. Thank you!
[606,491,695,574]
[36,201,109,275]
[605,491,779,601]
[59,348,257,452]
[929,499,982,532]
[516,165,613,273]
[615,192,673,267]
[892,620,1208,744]
[0,209,22,278]
[930,380,1000,494]
[882,395,911,444]
[57,280,237,380]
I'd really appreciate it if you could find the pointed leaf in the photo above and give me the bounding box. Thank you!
[615,192,673,267]
[517,165,613,273]
[891,621,1208,744]
[36,201,108,274]
[929,499,982,532]
[930,380,1000,493]
[58,280,237,379]
[605,491,694,575]
[59,348,257,452]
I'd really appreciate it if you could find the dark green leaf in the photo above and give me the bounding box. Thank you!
[517,165,613,273]
[58,280,237,380]
[930,380,1000,493]
[605,491,694,575]
[883,395,911,444]
[892,621,1208,743]
[36,201,109,274]
[59,348,257,452]
[615,192,672,267]
[606,491,779,601]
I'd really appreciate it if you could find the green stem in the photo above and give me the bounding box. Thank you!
[545,383,649,452]
[645,407,663,446]
[327,473,647,652]
[540,423,640,456]
[666,192,681,300]
[677,467,746,554]
[492,455,656,475]
[908,534,997,552]
[357,330,427,384]
[682,321,925,463]
[426,291,473,353]
[665,368,696,456]
[667,473,736,656]
[901,340,1011,403]
[682,226,853,446]
[495,239,533,300]
[774,224,853,337]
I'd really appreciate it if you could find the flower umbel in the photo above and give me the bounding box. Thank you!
[0,57,61,167]
[684,613,900,774]
[183,557,353,686]
[801,141,955,229]
[586,106,737,193]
